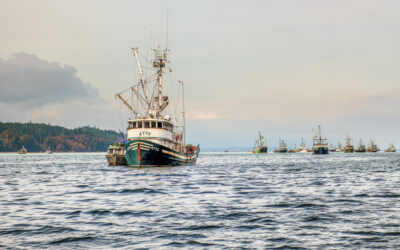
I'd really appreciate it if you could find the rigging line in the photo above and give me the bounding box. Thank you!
[132,89,148,113]
[117,99,124,138]
[166,73,184,88]
[132,50,138,109]
[166,79,182,128]
[138,51,152,64]
[128,93,145,113]
[116,84,139,95]
[130,87,150,112]
[131,87,134,113]
[131,87,149,104]
[164,74,180,122]
[144,72,158,82]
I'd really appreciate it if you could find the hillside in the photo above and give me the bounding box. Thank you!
[0,122,123,152]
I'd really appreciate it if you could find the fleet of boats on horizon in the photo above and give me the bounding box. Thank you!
[253,124,396,154]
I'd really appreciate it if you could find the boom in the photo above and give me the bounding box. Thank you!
[132,48,151,104]
[115,93,138,116]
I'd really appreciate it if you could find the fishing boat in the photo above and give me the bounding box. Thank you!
[355,139,366,153]
[335,142,342,152]
[274,137,287,153]
[312,124,329,154]
[45,148,52,154]
[115,46,199,167]
[298,139,308,153]
[288,146,298,153]
[329,144,335,152]
[343,134,354,153]
[17,146,27,154]
[384,143,396,152]
[106,142,127,166]
[367,139,379,152]
[253,131,268,154]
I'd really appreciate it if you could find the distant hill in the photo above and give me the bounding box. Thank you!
[0,122,123,152]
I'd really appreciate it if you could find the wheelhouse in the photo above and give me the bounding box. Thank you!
[128,120,173,132]
[107,145,124,155]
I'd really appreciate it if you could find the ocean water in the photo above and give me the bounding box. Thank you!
[0,152,400,249]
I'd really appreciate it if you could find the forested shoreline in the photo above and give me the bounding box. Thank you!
[0,122,123,152]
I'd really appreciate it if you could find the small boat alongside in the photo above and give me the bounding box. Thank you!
[312,124,329,154]
[253,131,268,154]
[106,143,127,166]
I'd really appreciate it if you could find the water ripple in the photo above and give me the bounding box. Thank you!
[0,152,400,248]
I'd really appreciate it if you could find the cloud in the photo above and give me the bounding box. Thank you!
[0,52,123,131]
[0,53,101,106]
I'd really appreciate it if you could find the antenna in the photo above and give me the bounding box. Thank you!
[166,8,169,50]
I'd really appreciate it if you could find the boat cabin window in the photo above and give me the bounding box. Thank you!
[138,121,142,128]
[165,123,172,132]
[151,121,156,128]
[145,122,150,128]
[157,122,162,128]
[132,122,136,129]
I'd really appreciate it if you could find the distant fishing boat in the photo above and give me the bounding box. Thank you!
[384,143,396,152]
[298,139,308,153]
[115,46,199,167]
[335,142,342,152]
[253,131,268,154]
[329,144,335,152]
[17,146,27,154]
[288,144,298,153]
[367,139,379,152]
[343,134,354,153]
[312,124,329,154]
[355,139,366,153]
[45,148,52,154]
[274,137,288,153]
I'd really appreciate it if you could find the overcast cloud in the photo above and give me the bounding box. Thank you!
[0,53,101,106]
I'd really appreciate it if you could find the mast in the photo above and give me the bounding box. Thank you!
[318,123,321,143]
[151,47,169,119]
[179,80,186,146]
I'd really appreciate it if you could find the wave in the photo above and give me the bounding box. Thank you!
[118,188,164,194]
[49,235,97,244]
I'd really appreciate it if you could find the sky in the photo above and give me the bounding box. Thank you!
[0,0,399,149]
